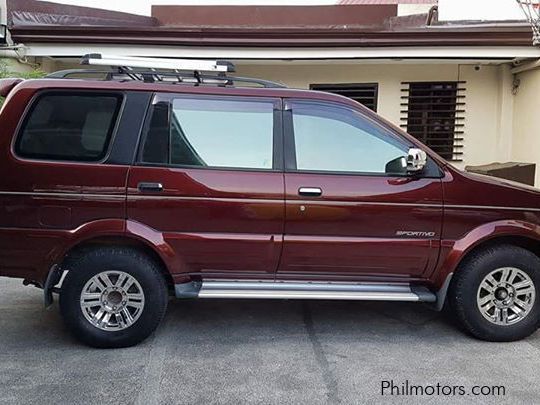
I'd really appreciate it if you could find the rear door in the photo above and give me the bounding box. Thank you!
[127,93,284,280]
[279,99,443,281]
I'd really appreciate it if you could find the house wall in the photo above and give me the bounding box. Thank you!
[512,68,540,186]
[0,58,36,75]
[397,4,435,16]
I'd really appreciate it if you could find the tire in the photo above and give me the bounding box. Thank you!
[59,247,168,348]
[449,244,540,342]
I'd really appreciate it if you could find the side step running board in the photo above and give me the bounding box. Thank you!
[174,280,436,303]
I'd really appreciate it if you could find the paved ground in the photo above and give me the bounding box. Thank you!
[1,277,540,405]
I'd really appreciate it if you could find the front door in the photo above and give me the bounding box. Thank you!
[127,93,284,280]
[279,99,443,282]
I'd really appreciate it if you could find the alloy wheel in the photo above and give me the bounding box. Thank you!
[477,267,536,326]
[80,270,145,331]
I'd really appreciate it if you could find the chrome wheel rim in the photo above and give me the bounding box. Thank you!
[477,267,536,326]
[80,271,145,331]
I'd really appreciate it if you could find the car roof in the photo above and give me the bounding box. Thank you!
[12,78,362,109]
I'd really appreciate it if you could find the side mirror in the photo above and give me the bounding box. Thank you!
[406,148,427,173]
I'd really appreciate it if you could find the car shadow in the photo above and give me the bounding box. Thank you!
[161,298,464,345]
[1,286,536,350]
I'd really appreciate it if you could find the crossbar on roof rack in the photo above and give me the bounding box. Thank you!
[81,53,236,73]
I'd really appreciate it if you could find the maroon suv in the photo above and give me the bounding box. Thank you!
[1,55,540,348]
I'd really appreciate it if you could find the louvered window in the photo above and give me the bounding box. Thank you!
[401,81,465,161]
[310,83,378,112]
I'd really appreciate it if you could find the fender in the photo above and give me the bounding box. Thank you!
[125,219,185,278]
[43,219,181,285]
[33,219,125,285]
[432,219,540,288]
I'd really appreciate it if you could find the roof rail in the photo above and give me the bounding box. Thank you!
[45,53,286,89]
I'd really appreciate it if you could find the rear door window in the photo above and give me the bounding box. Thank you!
[141,95,277,170]
[15,93,122,162]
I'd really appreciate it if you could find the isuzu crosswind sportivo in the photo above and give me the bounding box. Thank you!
[1,54,540,347]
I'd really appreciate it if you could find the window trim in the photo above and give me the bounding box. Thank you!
[284,98,442,178]
[12,90,125,164]
[136,93,284,173]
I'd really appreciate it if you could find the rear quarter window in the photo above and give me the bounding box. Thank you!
[15,92,122,162]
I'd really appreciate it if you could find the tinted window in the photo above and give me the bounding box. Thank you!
[141,97,275,170]
[141,101,169,165]
[291,101,408,174]
[16,93,121,162]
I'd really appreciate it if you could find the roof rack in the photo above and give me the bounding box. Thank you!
[45,53,286,89]
[82,53,235,73]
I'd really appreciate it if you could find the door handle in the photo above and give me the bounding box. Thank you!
[138,182,164,193]
[298,187,322,197]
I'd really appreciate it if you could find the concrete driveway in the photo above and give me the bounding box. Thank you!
[1,276,539,405]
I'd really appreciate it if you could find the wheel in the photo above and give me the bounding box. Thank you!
[449,244,540,342]
[59,247,168,348]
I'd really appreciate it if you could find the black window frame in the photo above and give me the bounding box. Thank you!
[13,90,124,163]
[136,93,284,173]
[284,98,442,178]
[310,83,379,112]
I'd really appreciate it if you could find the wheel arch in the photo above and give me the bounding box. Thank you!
[59,235,175,291]
[432,233,540,311]
[433,219,540,290]
[457,235,540,268]
[41,219,184,290]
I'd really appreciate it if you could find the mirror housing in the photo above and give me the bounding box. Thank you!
[385,156,407,175]
[406,148,427,173]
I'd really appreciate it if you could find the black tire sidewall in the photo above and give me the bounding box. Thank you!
[452,245,540,342]
[59,248,168,348]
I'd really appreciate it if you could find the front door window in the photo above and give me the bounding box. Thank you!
[289,101,409,175]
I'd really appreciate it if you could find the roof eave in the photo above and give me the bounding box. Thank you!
[8,25,534,48]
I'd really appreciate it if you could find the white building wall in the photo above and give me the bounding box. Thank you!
[397,4,434,16]
[0,0,6,25]
[512,68,540,186]
[457,64,514,169]
[438,0,525,21]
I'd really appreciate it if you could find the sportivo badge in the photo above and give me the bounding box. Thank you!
[395,230,436,238]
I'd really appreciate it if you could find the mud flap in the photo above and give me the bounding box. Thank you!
[44,265,63,308]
